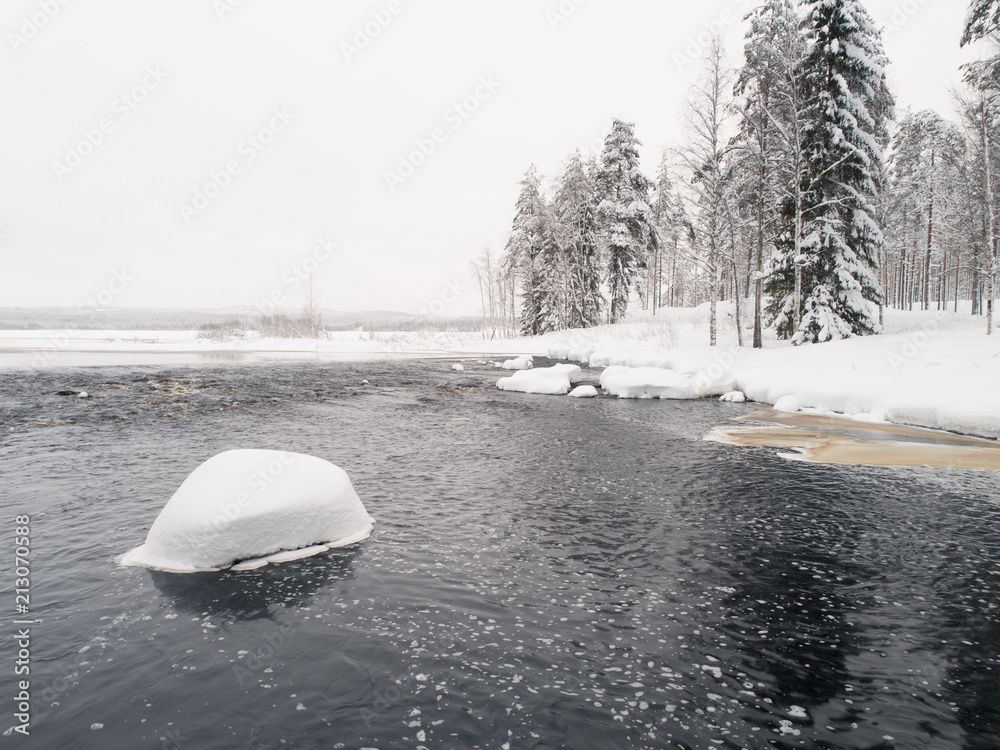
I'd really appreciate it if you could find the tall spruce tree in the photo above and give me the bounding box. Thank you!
[535,212,565,333]
[596,120,657,323]
[554,151,603,328]
[792,0,894,343]
[734,0,801,347]
[504,166,548,336]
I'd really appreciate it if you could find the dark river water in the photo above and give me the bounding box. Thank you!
[1,359,999,750]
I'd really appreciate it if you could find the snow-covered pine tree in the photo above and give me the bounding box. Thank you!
[792,0,894,343]
[964,0,1000,51]
[888,109,964,311]
[734,0,801,347]
[596,120,657,323]
[553,150,603,329]
[504,166,548,336]
[962,0,1000,334]
[651,154,687,311]
[535,211,565,334]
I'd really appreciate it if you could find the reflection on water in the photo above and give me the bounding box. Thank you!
[2,360,1000,749]
[707,407,1000,470]
[148,547,360,621]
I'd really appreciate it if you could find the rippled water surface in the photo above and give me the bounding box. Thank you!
[2,359,999,749]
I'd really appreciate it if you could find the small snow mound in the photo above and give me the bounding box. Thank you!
[78,391,89,399]
[501,355,533,370]
[497,365,573,395]
[122,450,374,572]
[774,395,801,413]
[719,391,746,403]
[568,385,599,398]
[451,363,465,371]
[600,366,697,400]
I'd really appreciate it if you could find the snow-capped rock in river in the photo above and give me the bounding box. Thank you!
[599,366,697,400]
[569,385,599,398]
[501,355,534,370]
[497,363,582,395]
[121,449,374,572]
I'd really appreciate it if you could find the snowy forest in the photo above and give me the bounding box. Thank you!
[472,0,1000,346]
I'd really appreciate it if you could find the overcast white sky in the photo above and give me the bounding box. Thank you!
[0,0,984,316]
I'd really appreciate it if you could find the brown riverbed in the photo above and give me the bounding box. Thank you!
[706,407,1000,471]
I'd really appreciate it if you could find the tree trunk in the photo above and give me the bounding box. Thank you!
[793,194,802,335]
[924,148,935,311]
[983,98,995,335]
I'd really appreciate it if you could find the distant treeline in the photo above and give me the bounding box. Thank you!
[0,308,485,333]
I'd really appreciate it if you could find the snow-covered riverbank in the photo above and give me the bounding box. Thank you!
[541,305,1000,440]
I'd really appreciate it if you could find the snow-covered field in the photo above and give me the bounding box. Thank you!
[4,303,998,439]
[0,328,548,362]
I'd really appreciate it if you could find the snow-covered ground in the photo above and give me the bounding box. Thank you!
[542,303,1000,440]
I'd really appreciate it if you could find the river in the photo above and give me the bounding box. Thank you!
[1,358,999,749]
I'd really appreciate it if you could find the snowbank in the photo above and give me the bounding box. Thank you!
[600,366,697,400]
[497,363,582,395]
[122,450,374,572]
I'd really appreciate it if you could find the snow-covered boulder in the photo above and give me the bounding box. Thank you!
[774,395,801,413]
[122,450,374,573]
[569,385,599,398]
[501,355,534,370]
[451,363,465,371]
[549,363,584,383]
[497,369,564,395]
[719,391,746,403]
[599,366,697,400]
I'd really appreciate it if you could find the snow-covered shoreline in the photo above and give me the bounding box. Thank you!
[541,305,1000,441]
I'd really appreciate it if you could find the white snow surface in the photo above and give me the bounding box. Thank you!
[542,305,1000,439]
[501,355,534,370]
[600,366,697,400]
[569,385,599,398]
[497,363,582,395]
[122,450,374,572]
[773,395,801,413]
